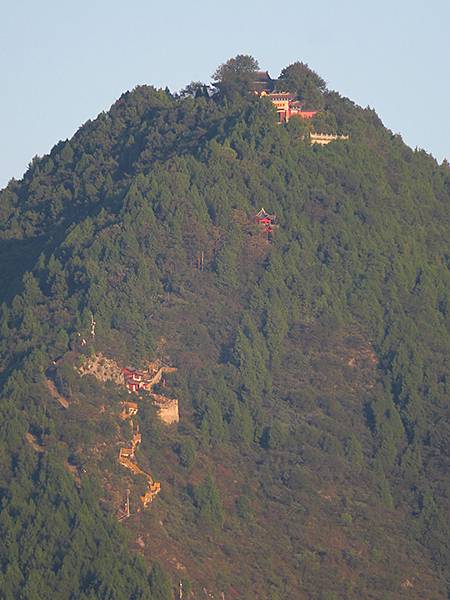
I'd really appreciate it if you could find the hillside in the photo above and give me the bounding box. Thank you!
[0,58,449,600]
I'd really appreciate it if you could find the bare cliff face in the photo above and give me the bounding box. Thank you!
[149,393,179,424]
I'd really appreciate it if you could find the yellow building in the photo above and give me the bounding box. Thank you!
[260,91,318,123]
[310,133,350,145]
[260,91,295,123]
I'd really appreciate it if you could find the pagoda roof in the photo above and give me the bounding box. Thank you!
[253,70,272,81]
[256,207,276,220]
[249,71,277,93]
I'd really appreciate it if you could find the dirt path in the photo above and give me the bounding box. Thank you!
[25,432,44,452]
[45,378,69,408]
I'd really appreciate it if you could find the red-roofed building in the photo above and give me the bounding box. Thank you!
[255,208,277,241]
[259,91,318,123]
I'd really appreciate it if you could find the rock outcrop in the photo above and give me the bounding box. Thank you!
[78,353,123,384]
[78,353,179,424]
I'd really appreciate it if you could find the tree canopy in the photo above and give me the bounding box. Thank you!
[212,54,260,97]
[0,56,448,599]
[212,54,260,81]
[277,61,327,109]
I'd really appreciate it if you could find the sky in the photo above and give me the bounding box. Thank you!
[1,0,449,189]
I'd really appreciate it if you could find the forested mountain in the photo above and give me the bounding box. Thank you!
[0,57,449,600]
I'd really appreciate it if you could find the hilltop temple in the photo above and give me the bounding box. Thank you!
[249,71,318,123]
[259,91,317,123]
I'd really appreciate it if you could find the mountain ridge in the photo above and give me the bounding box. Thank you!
[0,59,448,599]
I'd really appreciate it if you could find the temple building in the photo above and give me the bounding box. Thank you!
[249,71,276,94]
[248,69,319,123]
[255,208,277,241]
[309,132,350,145]
[258,90,318,123]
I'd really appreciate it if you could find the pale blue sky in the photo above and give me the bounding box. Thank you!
[1,0,449,188]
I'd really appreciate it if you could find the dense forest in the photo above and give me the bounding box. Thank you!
[0,56,449,599]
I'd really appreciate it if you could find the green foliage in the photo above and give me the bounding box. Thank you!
[235,494,253,521]
[149,562,173,600]
[277,61,326,109]
[176,438,196,469]
[190,474,224,529]
[260,421,287,450]
[340,512,353,526]
[214,229,241,288]
[0,448,160,600]
[0,55,448,599]
[213,54,259,96]
[344,433,364,473]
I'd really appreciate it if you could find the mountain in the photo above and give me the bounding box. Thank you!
[0,58,449,600]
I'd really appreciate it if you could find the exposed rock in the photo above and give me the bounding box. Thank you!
[78,352,123,384]
[78,353,179,424]
[151,393,179,424]
[25,432,44,453]
[45,377,69,408]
